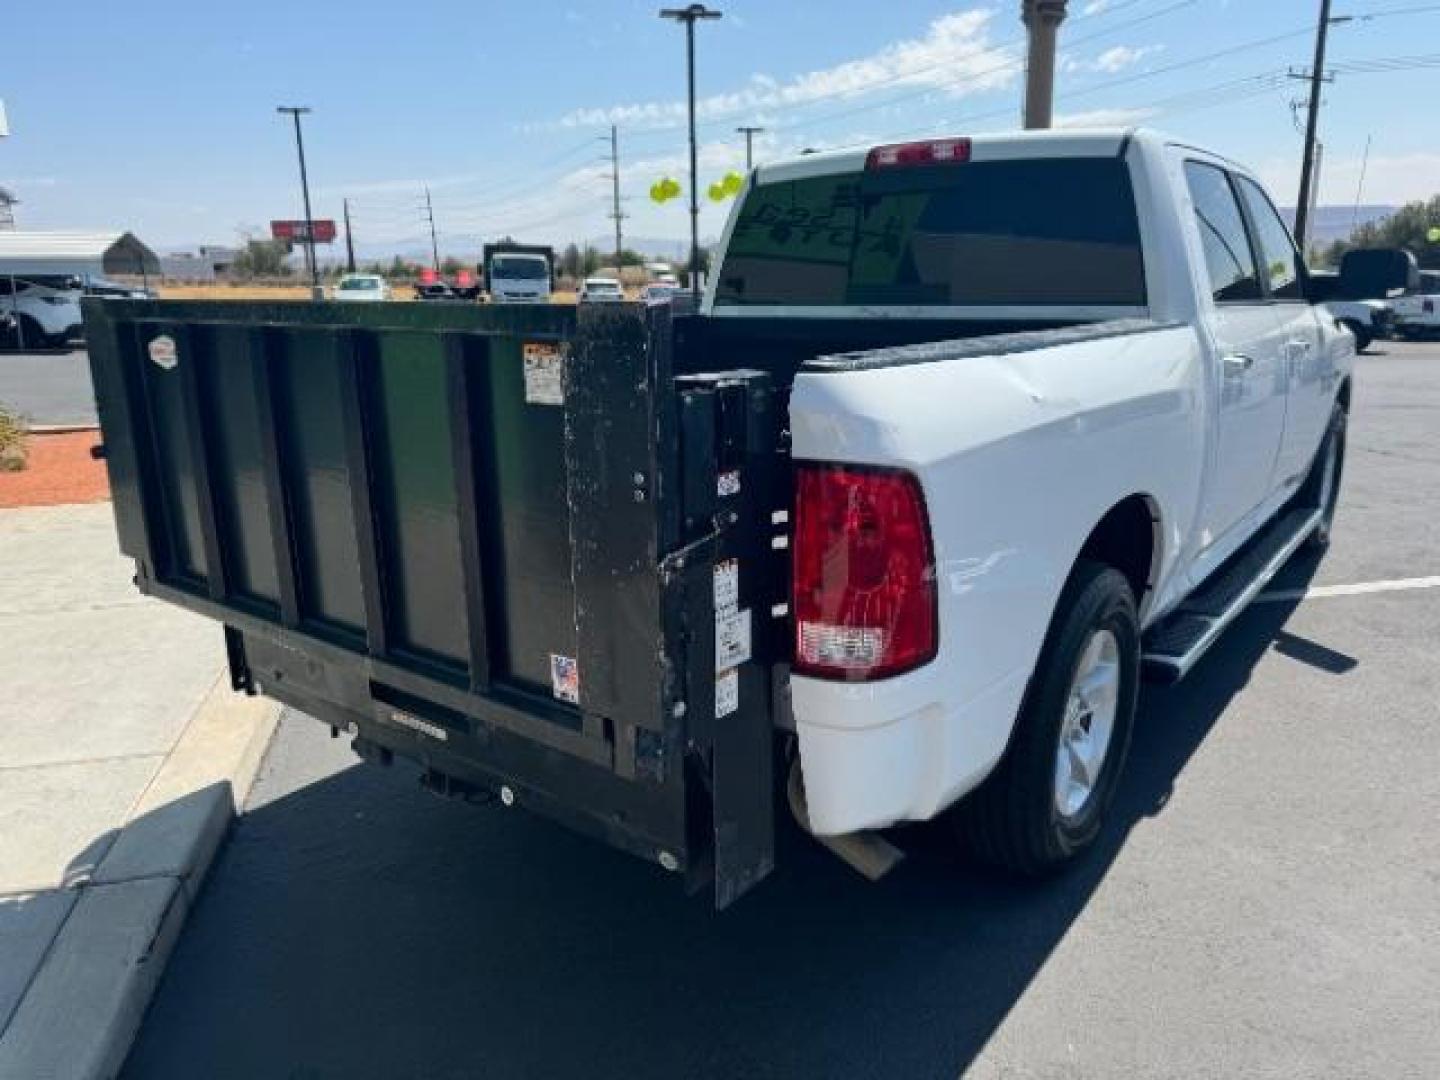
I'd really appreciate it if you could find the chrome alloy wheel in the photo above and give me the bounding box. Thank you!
[1053,628,1121,821]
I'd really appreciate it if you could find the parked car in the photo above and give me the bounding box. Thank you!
[641,282,681,302]
[81,128,1352,906]
[331,274,392,302]
[82,275,154,300]
[0,274,83,349]
[414,281,460,302]
[578,277,624,303]
[1393,270,1440,340]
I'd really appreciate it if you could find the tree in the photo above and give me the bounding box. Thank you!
[441,255,465,277]
[1319,195,1440,269]
[232,237,291,279]
[559,243,582,279]
[580,245,601,277]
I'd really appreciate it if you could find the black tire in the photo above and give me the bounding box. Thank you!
[15,314,47,351]
[952,561,1140,876]
[1301,401,1347,551]
[1341,320,1372,353]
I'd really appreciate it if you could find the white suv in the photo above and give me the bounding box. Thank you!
[0,275,84,349]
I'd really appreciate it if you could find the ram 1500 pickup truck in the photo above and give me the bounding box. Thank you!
[83,129,1352,906]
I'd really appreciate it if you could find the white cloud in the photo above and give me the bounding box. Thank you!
[1053,107,1158,128]
[1082,0,1112,14]
[558,10,1018,130]
[1062,43,1163,74]
[1255,152,1440,209]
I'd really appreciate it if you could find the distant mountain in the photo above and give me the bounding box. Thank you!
[1280,204,1397,246]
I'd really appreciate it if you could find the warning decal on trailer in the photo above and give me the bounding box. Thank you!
[550,653,579,704]
[523,342,565,405]
[716,668,739,719]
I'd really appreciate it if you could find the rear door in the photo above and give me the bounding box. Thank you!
[1233,173,1332,488]
[1183,159,1289,546]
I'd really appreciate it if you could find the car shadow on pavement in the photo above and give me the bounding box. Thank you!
[123,558,1342,1080]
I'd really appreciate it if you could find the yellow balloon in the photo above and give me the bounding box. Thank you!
[721,171,744,196]
[1428,226,1440,243]
[708,182,727,202]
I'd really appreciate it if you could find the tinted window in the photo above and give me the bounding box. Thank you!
[492,257,548,280]
[714,157,1146,308]
[1234,176,1303,300]
[1184,161,1261,303]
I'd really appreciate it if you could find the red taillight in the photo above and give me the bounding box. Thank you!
[865,138,972,170]
[792,464,937,681]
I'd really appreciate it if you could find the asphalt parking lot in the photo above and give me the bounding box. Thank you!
[0,348,97,427]
[119,341,1440,1079]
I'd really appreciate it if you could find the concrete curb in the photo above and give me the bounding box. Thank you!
[0,677,280,1080]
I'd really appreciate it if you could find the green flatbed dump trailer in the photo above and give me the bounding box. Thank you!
[83,298,786,908]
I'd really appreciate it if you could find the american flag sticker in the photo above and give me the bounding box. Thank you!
[550,654,579,704]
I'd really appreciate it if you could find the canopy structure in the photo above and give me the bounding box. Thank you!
[0,231,160,278]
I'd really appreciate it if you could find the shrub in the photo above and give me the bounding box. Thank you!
[0,403,27,472]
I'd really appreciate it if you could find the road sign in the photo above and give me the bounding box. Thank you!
[270,219,337,243]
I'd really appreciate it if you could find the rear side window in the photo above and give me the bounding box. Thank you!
[714,157,1146,308]
[1234,175,1303,300]
[1184,161,1262,303]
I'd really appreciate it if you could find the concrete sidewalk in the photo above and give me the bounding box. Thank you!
[0,503,278,1079]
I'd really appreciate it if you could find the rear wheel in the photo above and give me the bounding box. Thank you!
[952,561,1140,876]
[15,314,47,350]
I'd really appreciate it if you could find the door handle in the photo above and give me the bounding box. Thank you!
[1222,353,1254,375]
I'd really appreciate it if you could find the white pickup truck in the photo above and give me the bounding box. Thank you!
[1393,270,1440,339]
[710,128,1352,873]
[84,127,1353,904]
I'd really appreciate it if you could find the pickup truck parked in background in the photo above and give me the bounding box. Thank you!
[82,128,1351,906]
[1393,270,1440,339]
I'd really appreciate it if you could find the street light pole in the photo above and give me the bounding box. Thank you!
[736,125,764,170]
[277,106,321,297]
[1021,0,1068,129]
[660,4,722,300]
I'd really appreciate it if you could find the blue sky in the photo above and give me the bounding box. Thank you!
[3,0,1437,255]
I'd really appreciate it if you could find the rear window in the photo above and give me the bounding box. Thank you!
[713,157,1146,308]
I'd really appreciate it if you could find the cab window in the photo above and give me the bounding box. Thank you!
[1234,176,1304,300]
[1184,161,1261,304]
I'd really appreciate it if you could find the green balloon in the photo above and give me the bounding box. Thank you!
[720,171,744,196]
[1428,226,1440,243]
[708,182,727,202]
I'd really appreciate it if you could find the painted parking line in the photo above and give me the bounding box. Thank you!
[1255,576,1440,605]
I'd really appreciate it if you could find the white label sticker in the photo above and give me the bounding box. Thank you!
[716,668,739,719]
[550,653,579,704]
[714,558,739,614]
[523,342,564,405]
[148,334,178,371]
[716,608,752,672]
[717,469,741,498]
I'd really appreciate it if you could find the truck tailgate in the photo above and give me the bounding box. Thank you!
[83,298,786,906]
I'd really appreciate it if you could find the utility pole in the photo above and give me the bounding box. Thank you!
[1021,0,1068,129]
[1294,0,1340,252]
[343,198,357,273]
[276,105,321,297]
[736,125,764,170]
[608,124,626,271]
[660,4,722,300]
[422,185,441,274]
